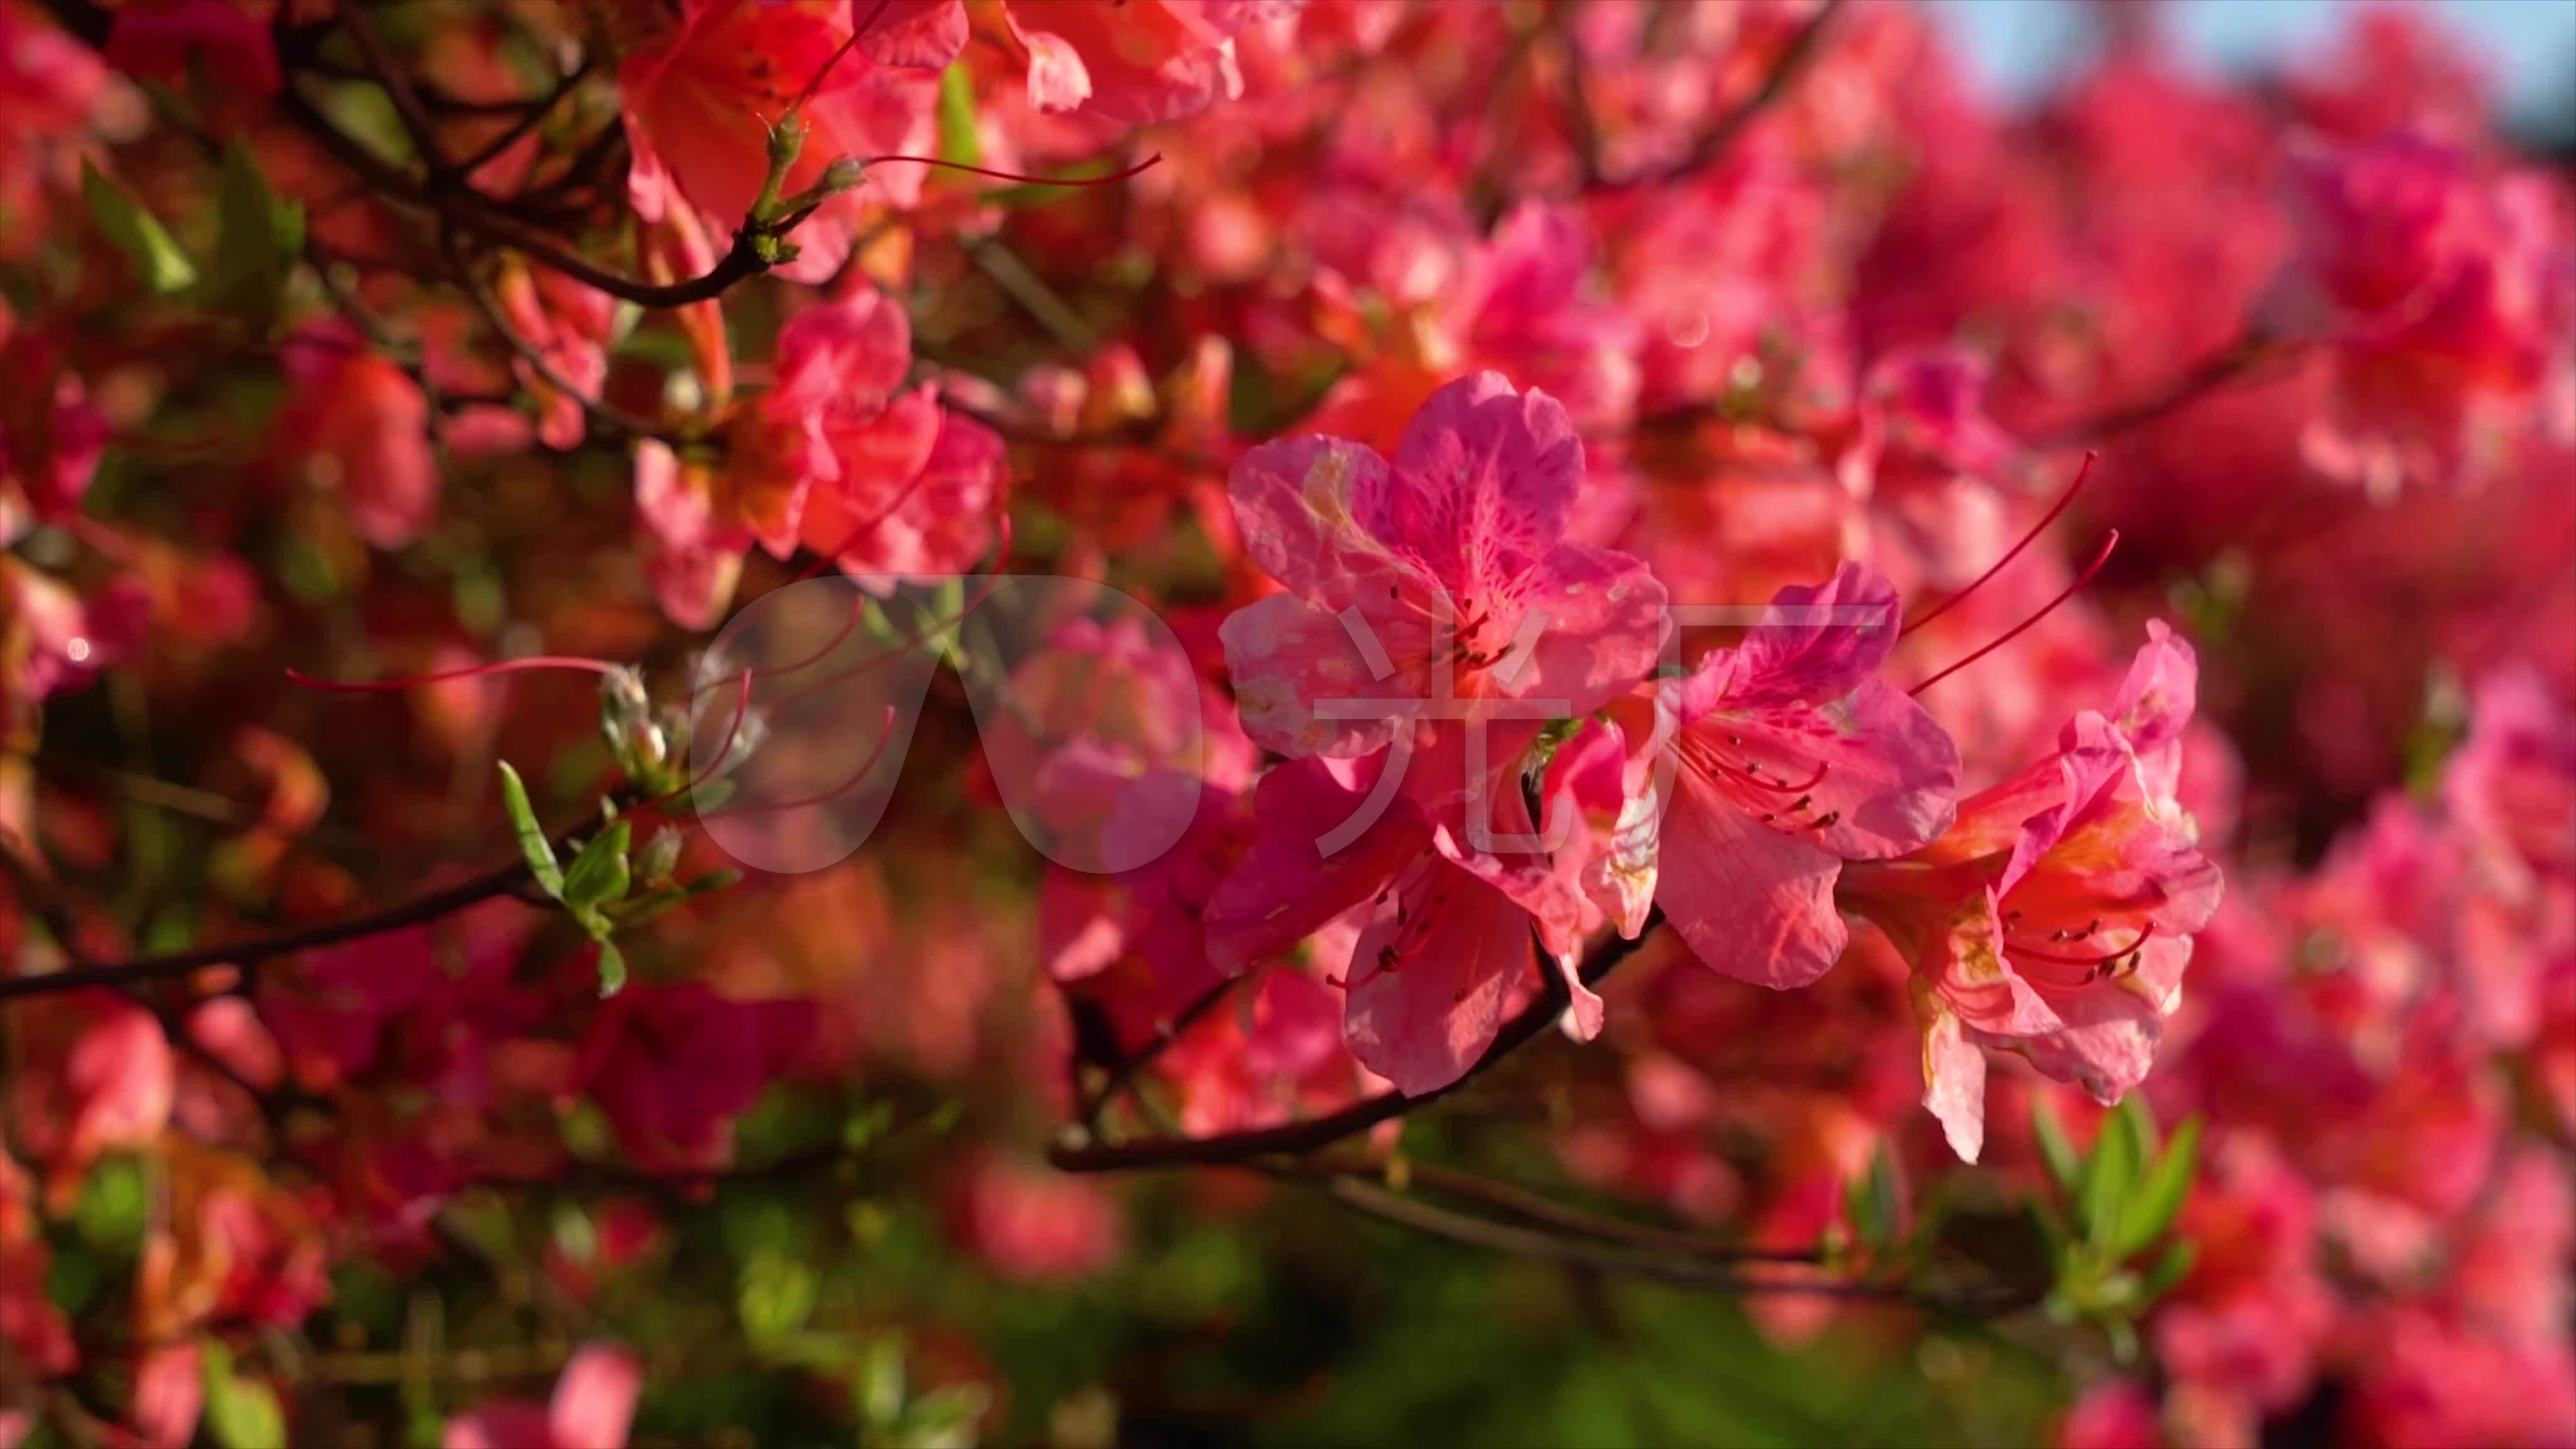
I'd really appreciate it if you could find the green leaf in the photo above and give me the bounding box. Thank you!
[2116,1094,2161,1155]
[198,141,303,333]
[1846,1142,1904,1250]
[202,1341,287,1449]
[2080,1102,2148,1250]
[72,1155,147,1253]
[858,1334,908,1426]
[594,938,628,999]
[937,63,982,167]
[562,819,633,911]
[82,160,196,293]
[903,1382,994,1446]
[2140,1236,2197,1300]
[2031,1097,2082,1201]
[738,1249,818,1346]
[2112,1114,2204,1261]
[497,762,564,899]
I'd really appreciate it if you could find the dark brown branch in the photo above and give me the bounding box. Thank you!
[452,61,597,179]
[1399,1162,1822,1265]
[0,808,606,1006]
[275,87,774,309]
[2024,334,2292,449]
[1049,913,1664,1172]
[337,1,442,170]
[1602,0,1848,192]
[438,218,680,443]
[1315,1174,2024,1314]
[1079,975,1245,1127]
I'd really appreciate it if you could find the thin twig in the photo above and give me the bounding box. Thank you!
[2024,335,2287,449]
[1316,1174,2022,1313]
[1604,0,1848,191]
[337,1,442,170]
[965,238,1097,354]
[1078,975,1245,1127]
[0,808,608,1006]
[450,59,597,179]
[277,87,774,309]
[439,219,680,443]
[1050,914,1665,1171]
[1398,1162,1822,1265]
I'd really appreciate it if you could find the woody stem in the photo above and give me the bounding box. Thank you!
[0,808,611,1006]
[1048,911,1665,1172]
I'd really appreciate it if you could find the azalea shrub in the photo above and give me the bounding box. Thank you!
[2,1,2573,1446]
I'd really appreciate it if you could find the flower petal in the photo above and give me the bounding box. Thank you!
[1657,770,1847,988]
[1377,372,1584,596]
[1343,860,1533,1095]
[1203,756,1430,967]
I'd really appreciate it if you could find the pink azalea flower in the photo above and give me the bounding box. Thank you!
[1653,561,1960,989]
[618,0,940,233]
[0,324,108,528]
[272,325,438,550]
[1204,745,1596,1096]
[1219,370,1665,768]
[257,927,445,1089]
[106,1343,201,1449]
[2,560,150,708]
[632,440,744,631]
[636,286,1002,625]
[740,286,937,557]
[1447,204,1641,435]
[570,984,811,1172]
[1153,967,1376,1135]
[1536,713,1660,940]
[494,262,616,452]
[1210,375,1670,1088]
[2279,133,2484,328]
[2151,1133,2332,1415]
[1840,624,2223,1161]
[2445,664,2576,884]
[8,994,174,1209]
[1004,0,1287,125]
[796,407,1004,585]
[1040,775,1246,1045]
[2056,1379,2166,1449]
[2284,136,2576,492]
[444,1343,642,1449]
[103,0,279,106]
[947,1150,1123,1284]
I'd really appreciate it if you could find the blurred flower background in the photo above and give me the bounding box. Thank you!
[1,1,2572,1446]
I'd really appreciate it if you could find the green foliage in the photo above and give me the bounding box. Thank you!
[1846,1140,1907,1252]
[199,142,304,335]
[82,160,196,293]
[562,818,633,913]
[203,1341,289,1449]
[938,65,983,168]
[71,1154,147,1254]
[2031,1097,2205,1359]
[499,760,664,995]
[497,760,565,898]
[738,1248,819,1346]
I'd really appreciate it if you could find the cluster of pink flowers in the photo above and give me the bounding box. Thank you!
[0,0,2570,1443]
[2059,666,2576,1446]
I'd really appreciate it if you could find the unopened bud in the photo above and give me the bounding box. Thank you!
[766,111,807,173]
[635,826,684,885]
[599,667,659,777]
[819,157,865,195]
